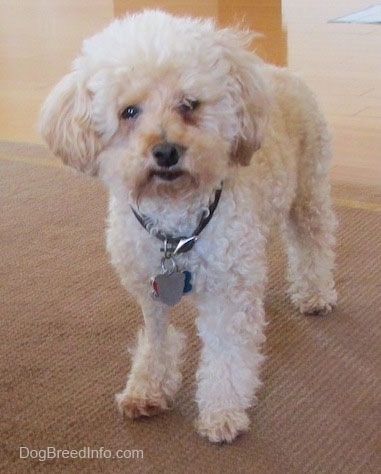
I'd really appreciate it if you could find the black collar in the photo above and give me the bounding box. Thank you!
[131,186,222,257]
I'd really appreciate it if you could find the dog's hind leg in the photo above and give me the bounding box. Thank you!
[281,175,337,315]
[116,298,186,419]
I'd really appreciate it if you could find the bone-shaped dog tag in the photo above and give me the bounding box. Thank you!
[151,272,186,306]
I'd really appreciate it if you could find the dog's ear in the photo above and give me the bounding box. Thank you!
[39,71,103,175]
[217,29,272,166]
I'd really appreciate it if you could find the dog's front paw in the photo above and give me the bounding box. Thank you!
[298,291,337,315]
[116,392,168,419]
[195,409,250,443]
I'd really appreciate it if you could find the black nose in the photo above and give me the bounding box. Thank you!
[152,143,183,168]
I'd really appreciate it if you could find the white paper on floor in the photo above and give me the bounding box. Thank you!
[331,5,381,24]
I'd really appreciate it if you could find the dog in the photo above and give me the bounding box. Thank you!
[39,10,337,443]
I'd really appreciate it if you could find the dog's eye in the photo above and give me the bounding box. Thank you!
[121,105,140,120]
[178,99,200,114]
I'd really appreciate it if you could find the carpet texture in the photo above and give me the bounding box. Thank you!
[1,141,380,473]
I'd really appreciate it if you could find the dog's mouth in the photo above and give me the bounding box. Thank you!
[138,168,199,199]
[149,169,185,182]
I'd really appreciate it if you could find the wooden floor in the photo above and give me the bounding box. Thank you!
[0,0,380,186]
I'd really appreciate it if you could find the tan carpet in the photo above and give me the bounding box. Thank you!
[1,141,380,474]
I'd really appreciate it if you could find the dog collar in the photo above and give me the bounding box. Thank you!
[131,186,222,258]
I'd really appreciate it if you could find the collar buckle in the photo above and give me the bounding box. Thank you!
[161,236,198,258]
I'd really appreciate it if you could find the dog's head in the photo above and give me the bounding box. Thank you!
[40,10,271,202]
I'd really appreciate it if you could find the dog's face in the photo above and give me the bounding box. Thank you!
[40,11,271,203]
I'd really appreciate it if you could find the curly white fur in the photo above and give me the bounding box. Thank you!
[40,10,337,443]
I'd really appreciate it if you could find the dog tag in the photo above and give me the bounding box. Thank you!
[151,272,186,306]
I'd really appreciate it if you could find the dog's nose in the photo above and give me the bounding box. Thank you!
[152,143,183,168]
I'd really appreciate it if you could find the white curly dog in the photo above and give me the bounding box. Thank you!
[40,10,337,443]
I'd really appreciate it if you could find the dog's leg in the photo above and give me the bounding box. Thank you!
[116,298,186,419]
[282,182,337,315]
[194,297,266,443]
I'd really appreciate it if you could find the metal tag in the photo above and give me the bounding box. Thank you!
[151,272,186,306]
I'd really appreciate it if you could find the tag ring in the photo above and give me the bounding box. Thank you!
[161,257,177,274]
